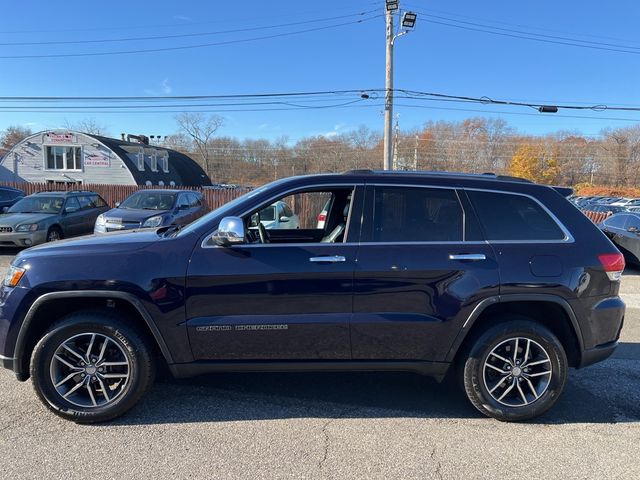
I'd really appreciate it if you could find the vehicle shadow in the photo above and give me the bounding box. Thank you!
[623,265,640,276]
[113,342,640,427]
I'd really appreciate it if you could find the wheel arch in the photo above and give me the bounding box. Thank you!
[13,291,174,380]
[447,294,584,368]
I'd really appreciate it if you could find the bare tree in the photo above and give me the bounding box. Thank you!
[62,118,109,136]
[174,113,224,178]
[1,125,33,158]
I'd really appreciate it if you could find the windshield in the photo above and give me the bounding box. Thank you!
[176,185,269,237]
[119,192,176,210]
[7,196,64,214]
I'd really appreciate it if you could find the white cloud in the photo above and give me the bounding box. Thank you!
[144,78,172,96]
[173,15,192,21]
[320,122,348,138]
[161,78,172,94]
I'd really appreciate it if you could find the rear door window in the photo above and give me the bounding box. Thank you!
[605,215,627,229]
[366,186,464,242]
[467,190,566,241]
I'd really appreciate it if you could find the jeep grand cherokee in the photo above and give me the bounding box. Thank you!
[0,170,625,422]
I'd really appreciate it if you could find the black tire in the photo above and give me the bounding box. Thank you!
[30,311,156,423]
[46,226,63,242]
[461,319,567,422]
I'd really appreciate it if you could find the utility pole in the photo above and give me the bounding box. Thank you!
[382,2,417,170]
[392,113,399,170]
[383,7,394,170]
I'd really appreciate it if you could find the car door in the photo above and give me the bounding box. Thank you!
[352,184,500,362]
[618,215,640,262]
[59,197,85,237]
[174,193,191,225]
[76,195,101,234]
[185,185,363,361]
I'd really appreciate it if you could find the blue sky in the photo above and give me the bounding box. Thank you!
[2,0,640,141]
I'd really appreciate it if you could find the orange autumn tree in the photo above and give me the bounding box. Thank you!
[509,143,559,184]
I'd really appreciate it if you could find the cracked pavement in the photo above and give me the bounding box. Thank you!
[0,252,638,479]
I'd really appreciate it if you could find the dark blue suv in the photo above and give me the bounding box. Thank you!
[0,171,626,423]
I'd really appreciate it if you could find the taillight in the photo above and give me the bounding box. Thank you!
[317,213,327,222]
[598,253,625,281]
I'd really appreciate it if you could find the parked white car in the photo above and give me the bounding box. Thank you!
[252,201,299,229]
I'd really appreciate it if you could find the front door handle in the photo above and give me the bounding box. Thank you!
[449,253,486,261]
[309,255,346,263]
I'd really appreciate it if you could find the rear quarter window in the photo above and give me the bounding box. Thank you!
[467,190,566,241]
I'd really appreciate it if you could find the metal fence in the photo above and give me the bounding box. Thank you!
[0,182,249,210]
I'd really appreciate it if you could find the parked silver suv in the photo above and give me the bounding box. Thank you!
[0,190,109,247]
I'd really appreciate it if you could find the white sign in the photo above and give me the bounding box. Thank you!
[84,154,110,168]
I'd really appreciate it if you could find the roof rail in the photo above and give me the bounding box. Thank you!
[342,169,532,182]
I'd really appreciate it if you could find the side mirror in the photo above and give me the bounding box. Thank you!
[628,226,639,234]
[115,202,121,208]
[211,216,245,246]
[279,216,290,223]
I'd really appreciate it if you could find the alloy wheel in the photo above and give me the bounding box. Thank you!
[482,336,552,408]
[49,332,130,408]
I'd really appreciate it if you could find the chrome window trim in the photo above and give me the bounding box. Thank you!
[201,180,574,248]
[201,182,363,249]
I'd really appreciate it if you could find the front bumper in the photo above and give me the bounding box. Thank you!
[94,222,141,234]
[0,231,47,247]
[0,354,14,370]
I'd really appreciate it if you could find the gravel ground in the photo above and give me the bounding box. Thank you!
[0,250,638,480]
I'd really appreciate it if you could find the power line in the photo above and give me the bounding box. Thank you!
[0,11,377,47]
[403,2,637,46]
[418,14,640,56]
[0,15,381,59]
[0,1,380,35]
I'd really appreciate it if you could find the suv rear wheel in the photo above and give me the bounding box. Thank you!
[462,320,568,421]
[30,311,155,423]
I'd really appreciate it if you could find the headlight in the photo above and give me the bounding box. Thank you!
[3,265,25,287]
[95,214,106,227]
[142,215,164,228]
[15,224,39,232]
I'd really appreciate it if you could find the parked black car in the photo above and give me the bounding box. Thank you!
[0,171,625,423]
[94,189,207,233]
[0,186,25,210]
[600,212,640,266]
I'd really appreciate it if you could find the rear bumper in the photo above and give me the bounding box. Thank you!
[579,341,617,368]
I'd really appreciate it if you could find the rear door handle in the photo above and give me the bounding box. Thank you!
[309,255,346,263]
[449,253,486,261]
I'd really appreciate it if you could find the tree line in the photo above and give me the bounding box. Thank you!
[3,114,640,188]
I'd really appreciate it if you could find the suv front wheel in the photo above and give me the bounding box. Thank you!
[462,320,568,422]
[30,311,155,423]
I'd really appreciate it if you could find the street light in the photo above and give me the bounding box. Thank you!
[401,12,417,29]
[385,0,399,12]
[383,2,417,170]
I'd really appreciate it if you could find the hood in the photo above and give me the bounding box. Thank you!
[13,229,163,265]
[103,207,172,222]
[0,212,56,227]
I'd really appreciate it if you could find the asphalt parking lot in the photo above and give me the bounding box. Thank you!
[0,249,638,480]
